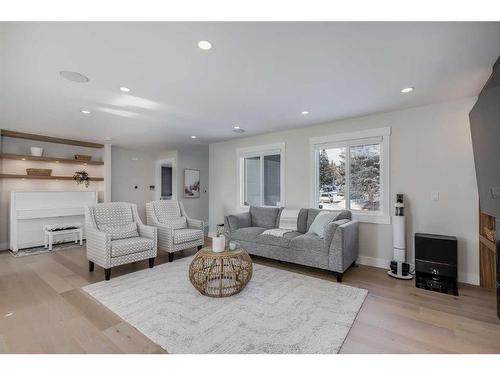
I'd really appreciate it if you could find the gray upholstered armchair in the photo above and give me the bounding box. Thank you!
[146,200,204,262]
[85,202,157,280]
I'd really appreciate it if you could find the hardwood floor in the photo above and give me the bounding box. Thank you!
[0,240,499,353]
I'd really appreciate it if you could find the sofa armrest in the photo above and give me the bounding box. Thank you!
[187,218,204,232]
[85,226,112,265]
[138,222,157,240]
[156,223,174,249]
[326,220,359,273]
[145,202,162,227]
[138,223,158,254]
[225,212,251,234]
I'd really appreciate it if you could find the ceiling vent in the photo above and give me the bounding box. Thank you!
[59,71,89,83]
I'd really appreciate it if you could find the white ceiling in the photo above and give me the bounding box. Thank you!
[1,22,499,150]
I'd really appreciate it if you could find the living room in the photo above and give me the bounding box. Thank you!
[1,1,500,373]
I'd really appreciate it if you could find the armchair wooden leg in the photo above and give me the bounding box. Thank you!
[104,268,111,281]
[197,245,203,251]
[168,253,174,262]
[336,273,343,283]
[88,261,94,272]
[149,257,155,268]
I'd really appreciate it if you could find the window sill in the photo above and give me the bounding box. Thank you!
[352,213,391,224]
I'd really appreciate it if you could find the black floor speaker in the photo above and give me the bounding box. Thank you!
[415,233,458,296]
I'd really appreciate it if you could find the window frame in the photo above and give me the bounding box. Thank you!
[236,142,286,210]
[309,127,391,224]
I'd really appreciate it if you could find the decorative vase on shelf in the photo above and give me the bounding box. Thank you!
[212,235,225,252]
[30,147,43,157]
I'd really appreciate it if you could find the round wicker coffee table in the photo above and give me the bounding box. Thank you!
[188,248,253,298]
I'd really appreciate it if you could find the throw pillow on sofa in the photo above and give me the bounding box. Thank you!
[99,222,139,240]
[307,211,338,238]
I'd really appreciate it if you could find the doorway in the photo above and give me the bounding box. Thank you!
[155,158,177,201]
[161,165,173,199]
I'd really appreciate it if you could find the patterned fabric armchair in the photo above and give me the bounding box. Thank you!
[146,200,204,262]
[85,202,157,280]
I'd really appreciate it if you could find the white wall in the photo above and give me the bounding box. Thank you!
[111,146,156,222]
[156,145,209,231]
[209,97,479,285]
[0,137,105,249]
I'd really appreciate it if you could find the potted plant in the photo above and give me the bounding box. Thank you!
[73,170,90,188]
[212,224,225,252]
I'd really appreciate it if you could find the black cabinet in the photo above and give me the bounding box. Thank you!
[415,233,458,296]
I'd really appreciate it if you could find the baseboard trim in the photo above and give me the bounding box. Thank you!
[356,255,480,286]
[457,272,480,286]
[357,255,391,269]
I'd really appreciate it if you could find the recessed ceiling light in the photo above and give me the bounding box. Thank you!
[233,126,240,130]
[190,135,197,139]
[59,71,89,83]
[233,126,245,133]
[120,87,131,92]
[401,87,414,93]
[81,110,91,114]
[198,40,212,50]
[301,111,309,115]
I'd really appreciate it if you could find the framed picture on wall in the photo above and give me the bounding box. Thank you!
[184,169,200,198]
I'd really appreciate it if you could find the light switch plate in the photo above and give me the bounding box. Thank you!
[431,191,439,201]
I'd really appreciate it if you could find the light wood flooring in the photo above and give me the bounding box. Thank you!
[0,239,499,354]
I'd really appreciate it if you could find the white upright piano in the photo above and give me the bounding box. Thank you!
[10,191,98,252]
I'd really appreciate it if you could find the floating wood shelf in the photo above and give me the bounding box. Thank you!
[0,174,104,181]
[0,153,104,165]
[1,130,104,149]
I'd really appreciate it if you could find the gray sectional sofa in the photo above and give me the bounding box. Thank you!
[224,206,359,282]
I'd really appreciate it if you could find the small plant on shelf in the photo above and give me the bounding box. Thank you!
[73,170,90,188]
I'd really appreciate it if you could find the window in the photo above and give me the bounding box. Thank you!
[237,143,285,207]
[310,128,390,224]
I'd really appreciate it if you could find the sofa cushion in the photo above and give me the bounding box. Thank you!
[99,222,139,240]
[335,210,352,220]
[164,217,187,229]
[257,231,302,248]
[306,209,352,231]
[249,206,281,229]
[173,228,203,244]
[94,202,134,227]
[307,211,338,238]
[297,208,309,233]
[226,212,251,231]
[111,237,154,257]
[231,227,267,242]
[290,233,325,254]
[153,201,187,228]
[306,209,323,231]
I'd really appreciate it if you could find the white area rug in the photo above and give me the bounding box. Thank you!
[83,256,367,354]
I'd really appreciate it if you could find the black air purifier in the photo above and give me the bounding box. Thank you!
[415,233,458,296]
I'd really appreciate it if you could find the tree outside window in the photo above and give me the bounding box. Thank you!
[318,143,380,212]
